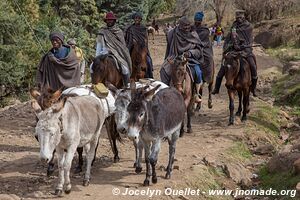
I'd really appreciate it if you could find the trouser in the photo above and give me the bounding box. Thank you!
[146,54,154,78]
[193,64,202,84]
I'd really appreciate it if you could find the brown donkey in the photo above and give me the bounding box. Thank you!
[223,51,252,125]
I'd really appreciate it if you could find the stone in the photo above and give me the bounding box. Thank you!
[222,163,252,186]
[279,144,293,154]
[173,165,180,170]
[296,182,300,192]
[253,144,275,155]
[267,152,300,173]
[294,158,300,174]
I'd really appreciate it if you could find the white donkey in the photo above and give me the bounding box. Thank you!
[32,89,116,196]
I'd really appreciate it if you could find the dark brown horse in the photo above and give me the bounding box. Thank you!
[223,51,252,125]
[169,56,195,133]
[91,54,123,88]
[130,40,148,81]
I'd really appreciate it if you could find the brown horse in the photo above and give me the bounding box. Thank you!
[91,54,123,88]
[223,51,252,125]
[169,55,195,133]
[130,40,148,81]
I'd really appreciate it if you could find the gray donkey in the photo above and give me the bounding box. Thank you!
[126,82,186,186]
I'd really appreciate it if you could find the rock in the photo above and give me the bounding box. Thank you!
[296,182,300,192]
[294,158,300,174]
[267,152,300,173]
[253,144,275,155]
[280,110,291,120]
[159,165,166,171]
[222,163,252,187]
[202,156,219,167]
[287,123,300,132]
[173,165,180,170]
[0,194,20,200]
[279,144,293,153]
[288,65,300,75]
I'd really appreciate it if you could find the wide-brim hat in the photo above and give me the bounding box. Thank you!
[104,12,117,21]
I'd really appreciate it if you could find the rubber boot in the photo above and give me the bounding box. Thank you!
[212,77,222,95]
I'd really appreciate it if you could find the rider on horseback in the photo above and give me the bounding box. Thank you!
[212,10,258,96]
[161,16,204,103]
[96,12,132,87]
[125,12,154,78]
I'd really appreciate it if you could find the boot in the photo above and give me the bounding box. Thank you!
[194,83,202,103]
[212,77,222,95]
[123,74,130,88]
[251,77,258,97]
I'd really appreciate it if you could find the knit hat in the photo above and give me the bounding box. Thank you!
[194,11,204,21]
[132,12,143,19]
[49,32,64,43]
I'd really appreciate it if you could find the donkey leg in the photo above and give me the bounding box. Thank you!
[47,150,56,176]
[236,91,242,116]
[242,89,250,121]
[74,147,83,174]
[166,130,180,179]
[134,139,143,174]
[143,141,151,186]
[208,82,213,109]
[55,147,65,196]
[63,144,77,194]
[83,138,98,187]
[196,85,203,112]
[149,139,161,184]
[228,90,235,126]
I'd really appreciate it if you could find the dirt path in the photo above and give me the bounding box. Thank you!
[0,35,282,200]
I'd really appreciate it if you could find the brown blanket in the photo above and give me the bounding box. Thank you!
[98,26,132,73]
[36,46,80,91]
[125,24,148,51]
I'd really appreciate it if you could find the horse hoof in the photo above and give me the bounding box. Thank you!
[165,173,171,179]
[135,167,142,174]
[143,179,150,186]
[74,166,82,174]
[47,165,55,177]
[228,122,234,126]
[208,102,213,109]
[152,176,158,184]
[54,189,63,196]
[133,162,137,168]
[187,128,193,133]
[83,179,90,187]
[235,112,241,116]
[241,116,247,121]
[64,188,71,194]
[114,156,120,163]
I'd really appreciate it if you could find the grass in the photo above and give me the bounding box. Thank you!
[225,142,252,163]
[266,47,300,63]
[248,101,282,136]
[259,166,299,199]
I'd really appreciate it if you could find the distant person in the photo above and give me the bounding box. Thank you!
[215,25,224,46]
[96,12,132,86]
[212,10,258,96]
[36,31,80,91]
[125,12,153,78]
[67,39,86,83]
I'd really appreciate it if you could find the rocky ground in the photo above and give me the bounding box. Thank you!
[0,34,299,200]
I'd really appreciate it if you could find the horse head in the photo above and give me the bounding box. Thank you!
[131,40,148,80]
[169,55,188,94]
[223,51,241,90]
[91,55,109,84]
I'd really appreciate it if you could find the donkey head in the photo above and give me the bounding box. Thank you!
[30,87,62,110]
[35,98,66,163]
[126,82,160,141]
[169,55,188,93]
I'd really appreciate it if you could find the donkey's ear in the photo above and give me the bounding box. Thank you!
[31,99,42,114]
[52,97,67,113]
[130,80,136,96]
[144,84,160,101]
[30,89,41,100]
[106,81,118,95]
[50,89,62,102]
